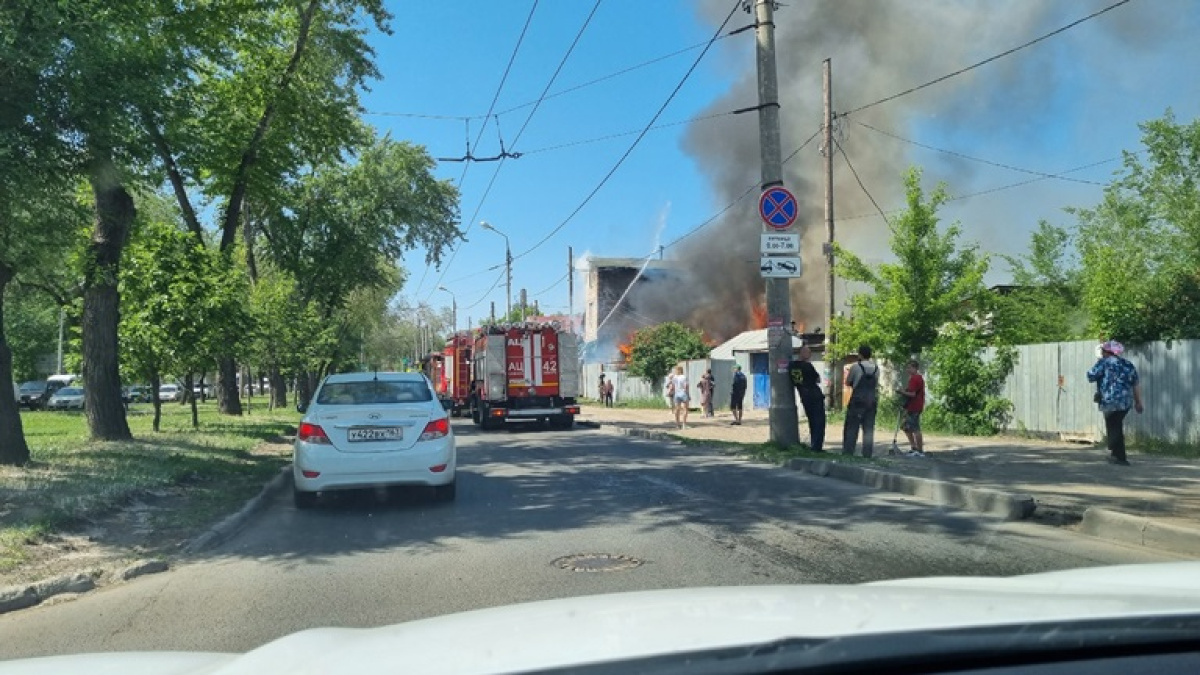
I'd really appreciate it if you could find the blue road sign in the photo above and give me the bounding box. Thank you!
[758,186,798,230]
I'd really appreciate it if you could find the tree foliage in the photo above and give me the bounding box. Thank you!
[626,322,710,387]
[833,168,991,365]
[1074,111,1200,342]
[924,324,1016,435]
[120,207,252,430]
[991,221,1087,344]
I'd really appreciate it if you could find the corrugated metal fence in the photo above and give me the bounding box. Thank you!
[1001,339,1200,444]
[582,359,734,407]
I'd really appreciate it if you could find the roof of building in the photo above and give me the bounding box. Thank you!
[709,328,806,360]
[586,257,678,271]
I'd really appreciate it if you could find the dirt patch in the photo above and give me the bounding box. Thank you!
[1,442,290,589]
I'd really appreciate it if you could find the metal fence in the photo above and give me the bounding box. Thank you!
[1000,339,1200,444]
[582,359,735,407]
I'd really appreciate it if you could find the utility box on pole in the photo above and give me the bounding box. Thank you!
[752,0,800,447]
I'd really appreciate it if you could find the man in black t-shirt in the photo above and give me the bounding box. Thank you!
[788,345,825,452]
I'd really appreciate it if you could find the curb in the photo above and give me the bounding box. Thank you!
[595,422,1036,521]
[182,465,292,555]
[0,559,172,616]
[1080,507,1200,557]
[786,458,1037,521]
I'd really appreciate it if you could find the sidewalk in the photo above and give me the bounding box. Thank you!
[577,404,1200,555]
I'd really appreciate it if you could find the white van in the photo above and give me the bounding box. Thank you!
[47,374,79,388]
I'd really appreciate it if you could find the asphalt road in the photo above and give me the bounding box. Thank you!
[0,422,1181,660]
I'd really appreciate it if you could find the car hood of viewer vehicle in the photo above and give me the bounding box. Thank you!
[3,562,1199,675]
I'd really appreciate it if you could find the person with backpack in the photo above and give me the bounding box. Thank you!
[1086,340,1144,466]
[842,345,880,457]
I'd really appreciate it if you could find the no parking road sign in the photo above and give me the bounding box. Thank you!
[759,186,798,231]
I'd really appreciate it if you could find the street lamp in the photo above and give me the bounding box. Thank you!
[437,286,457,332]
[479,220,512,320]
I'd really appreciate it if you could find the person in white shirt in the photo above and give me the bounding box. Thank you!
[668,366,691,429]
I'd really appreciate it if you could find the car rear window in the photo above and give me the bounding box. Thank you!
[57,388,82,396]
[316,381,433,405]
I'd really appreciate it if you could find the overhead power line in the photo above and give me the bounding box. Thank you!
[843,0,1135,116]
[834,155,1121,224]
[836,140,894,232]
[512,0,744,262]
[521,110,736,156]
[460,269,508,312]
[424,1,601,304]
[364,34,737,122]
[661,125,823,252]
[412,1,538,301]
[852,120,1105,186]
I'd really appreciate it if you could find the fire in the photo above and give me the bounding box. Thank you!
[617,337,633,366]
[750,302,768,330]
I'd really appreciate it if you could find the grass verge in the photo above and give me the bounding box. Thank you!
[1129,436,1200,460]
[0,401,297,578]
[675,437,883,466]
[614,397,669,410]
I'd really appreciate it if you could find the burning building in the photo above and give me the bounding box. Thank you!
[582,257,684,364]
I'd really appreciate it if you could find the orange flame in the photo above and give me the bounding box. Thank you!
[750,301,768,330]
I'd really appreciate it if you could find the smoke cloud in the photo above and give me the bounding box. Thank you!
[619,0,1195,346]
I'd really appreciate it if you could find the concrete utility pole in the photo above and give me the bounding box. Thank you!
[520,288,528,321]
[480,221,512,319]
[568,246,575,333]
[824,57,839,412]
[490,301,496,324]
[753,0,800,447]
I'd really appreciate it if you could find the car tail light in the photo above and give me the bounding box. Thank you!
[420,418,450,441]
[301,470,320,478]
[298,422,331,444]
[429,464,448,473]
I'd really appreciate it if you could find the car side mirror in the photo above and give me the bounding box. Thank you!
[296,402,308,414]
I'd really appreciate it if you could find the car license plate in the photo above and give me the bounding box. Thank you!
[347,426,402,442]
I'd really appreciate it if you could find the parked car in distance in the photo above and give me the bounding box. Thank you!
[124,385,151,403]
[159,383,183,402]
[47,387,85,411]
[18,381,54,410]
[293,372,456,509]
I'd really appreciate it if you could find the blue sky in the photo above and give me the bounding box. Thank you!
[362,0,1200,328]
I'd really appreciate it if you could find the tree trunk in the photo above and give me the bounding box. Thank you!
[215,356,242,415]
[270,365,287,409]
[0,262,31,465]
[83,154,133,441]
[185,372,198,428]
[150,370,162,433]
[296,371,312,410]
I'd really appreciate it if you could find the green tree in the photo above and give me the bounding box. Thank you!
[141,0,393,414]
[1074,111,1200,342]
[833,168,990,364]
[258,135,459,393]
[120,211,252,431]
[992,221,1087,344]
[626,322,710,388]
[924,324,1016,435]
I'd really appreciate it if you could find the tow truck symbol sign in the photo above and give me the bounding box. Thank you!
[760,257,802,277]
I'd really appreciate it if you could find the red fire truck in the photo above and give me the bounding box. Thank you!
[440,332,473,416]
[469,322,581,430]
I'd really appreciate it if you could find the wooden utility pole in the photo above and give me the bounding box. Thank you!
[753,0,800,447]
[824,57,839,411]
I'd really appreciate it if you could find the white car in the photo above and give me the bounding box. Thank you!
[158,383,182,402]
[292,372,456,508]
[46,386,85,411]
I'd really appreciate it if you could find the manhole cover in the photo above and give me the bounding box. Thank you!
[552,553,644,573]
